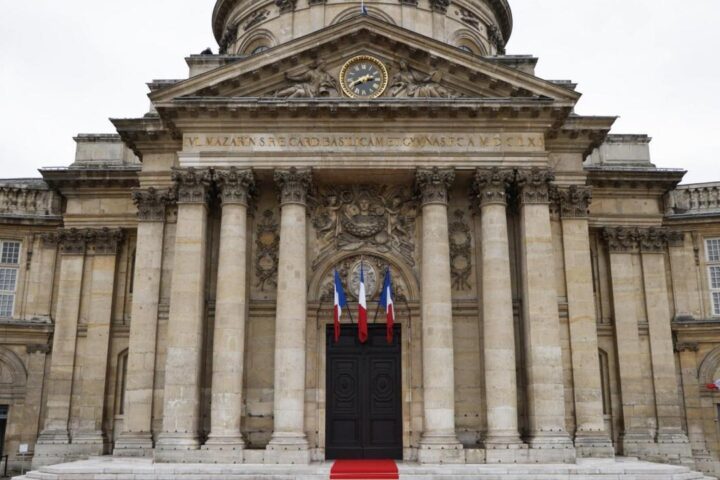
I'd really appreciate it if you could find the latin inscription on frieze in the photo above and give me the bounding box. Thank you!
[183,132,545,153]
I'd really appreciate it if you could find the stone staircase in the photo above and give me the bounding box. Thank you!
[13,457,718,480]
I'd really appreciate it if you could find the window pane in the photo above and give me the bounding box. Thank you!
[711,266,720,290]
[0,268,17,292]
[708,238,720,263]
[0,293,13,317]
[714,292,720,316]
[1,241,20,265]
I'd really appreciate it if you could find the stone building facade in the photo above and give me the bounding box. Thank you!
[1,0,720,476]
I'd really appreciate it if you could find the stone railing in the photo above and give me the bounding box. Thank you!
[0,179,62,218]
[666,182,720,216]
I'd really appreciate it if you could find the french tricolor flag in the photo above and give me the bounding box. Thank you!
[379,268,395,344]
[707,379,720,391]
[333,270,348,343]
[358,262,368,343]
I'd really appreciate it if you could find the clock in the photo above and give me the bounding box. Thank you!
[339,55,389,99]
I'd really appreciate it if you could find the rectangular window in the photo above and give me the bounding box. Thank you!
[708,239,720,316]
[0,240,20,318]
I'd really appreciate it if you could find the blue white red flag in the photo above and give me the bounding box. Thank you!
[358,262,368,343]
[379,268,395,343]
[360,0,368,15]
[333,270,348,343]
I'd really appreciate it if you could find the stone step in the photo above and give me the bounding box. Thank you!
[12,458,717,480]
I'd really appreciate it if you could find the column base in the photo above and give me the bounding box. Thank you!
[265,433,310,465]
[418,433,464,464]
[70,430,107,455]
[32,430,71,469]
[656,431,694,467]
[691,449,720,477]
[201,434,245,463]
[574,431,615,458]
[527,431,576,464]
[154,432,201,463]
[114,431,154,457]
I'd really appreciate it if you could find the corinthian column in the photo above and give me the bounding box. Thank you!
[556,186,614,457]
[156,168,211,459]
[415,167,463,464]
[115,188,172,457]
[473,168,524,454]
[74,229,124,454]
[266,167,312,465]
[638,228,692,462]
[204,168,255,457]
[33,229,88,468]
[517,168,574,461]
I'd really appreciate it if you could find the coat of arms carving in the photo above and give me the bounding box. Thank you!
[310,185,418,269]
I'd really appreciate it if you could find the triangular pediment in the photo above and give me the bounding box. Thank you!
[151,15,579,106]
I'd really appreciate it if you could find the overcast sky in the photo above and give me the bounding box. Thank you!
[1,1,718,183]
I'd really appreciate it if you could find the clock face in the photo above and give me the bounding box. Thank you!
[340,56,389,99]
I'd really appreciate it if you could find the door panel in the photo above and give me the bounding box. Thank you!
[326,324,402,460]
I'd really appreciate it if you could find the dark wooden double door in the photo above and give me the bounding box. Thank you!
[326,324,402,460]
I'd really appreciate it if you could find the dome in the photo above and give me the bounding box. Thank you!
[212,0,512,56]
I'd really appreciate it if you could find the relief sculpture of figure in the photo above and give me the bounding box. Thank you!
[388,60,454,98]
[275,60,339,98]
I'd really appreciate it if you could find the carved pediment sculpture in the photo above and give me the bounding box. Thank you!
[310,185,418,269]
[274,60,340,98]
[388,61,456,98]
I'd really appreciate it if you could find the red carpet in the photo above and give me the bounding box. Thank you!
[330,460,399,479]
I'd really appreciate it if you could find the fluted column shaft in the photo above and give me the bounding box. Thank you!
[156,169,211,455]
[115,188,171,456]
[75,229,124,452]
[474,168,522,448]
[517,168,573,452]
[266,168,312,464]
[557,187,614,457]
[205,168,255,452]
[416,167,463,464]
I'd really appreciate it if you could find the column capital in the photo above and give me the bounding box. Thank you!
[516,167,555,205]
[132,187,174,222]
[473,167,513,207]
[667,230,686,248]
[274,167,312,206]
[89,228,124,256]
[415,167,455,206]
[638,227,671,253]
[602,226,640,254]
[216,167,255,206]
[555,185,592,219]
[172,167,212,205]
[40,232,60,248]
[675,342,699,353]
[56,228,89,255]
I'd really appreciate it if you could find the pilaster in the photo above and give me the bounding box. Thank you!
[115,187,173,457]
[415,167,464,464]
[155,168,212,461]
[556,186,614,458]
[517,168,575,462]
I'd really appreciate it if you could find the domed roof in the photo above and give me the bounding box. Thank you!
[211,0,512,47]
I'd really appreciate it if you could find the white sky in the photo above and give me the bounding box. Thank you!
[0,1,718,183]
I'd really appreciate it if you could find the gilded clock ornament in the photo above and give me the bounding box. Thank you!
[339,55,389,99]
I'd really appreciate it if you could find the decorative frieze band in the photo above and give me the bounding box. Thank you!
[172,167,213,205]
[216,167,255,206]
[473,167,513,207]
[132,187,175,222]
[46,228,125,255]
[602,226,682,254]
[274,167,312,206]
[415,167,455,206]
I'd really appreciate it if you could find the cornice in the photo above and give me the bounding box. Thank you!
[546,115,617,156]
[586,167,685,193]
[40,167,140,191]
